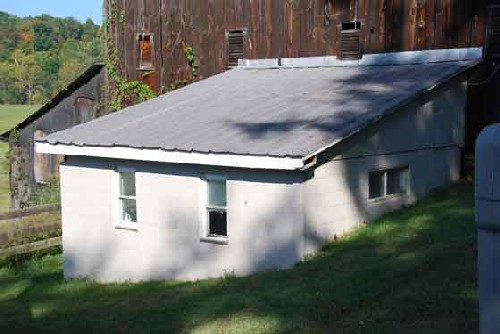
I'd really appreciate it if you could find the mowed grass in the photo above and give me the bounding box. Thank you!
[0,105,40,134]
[0,105,40,211]
[0,182,477,333]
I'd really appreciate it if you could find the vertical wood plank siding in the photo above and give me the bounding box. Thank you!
[107,0,486,93]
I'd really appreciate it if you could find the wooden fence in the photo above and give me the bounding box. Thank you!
[0,204,62,259]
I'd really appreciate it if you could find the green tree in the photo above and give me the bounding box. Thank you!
[0,60,22,103]
[11,49,43,104]
[0,11,21,61]
[0,11,102,104]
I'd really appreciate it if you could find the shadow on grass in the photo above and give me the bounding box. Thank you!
[0,182,477,333]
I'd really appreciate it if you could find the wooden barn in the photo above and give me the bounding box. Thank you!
[105,0,487,93]
[106,0,500,151]
[1,65,106,208]
[8,0,500,209]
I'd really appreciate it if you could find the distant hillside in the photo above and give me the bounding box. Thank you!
[0,11,102,105]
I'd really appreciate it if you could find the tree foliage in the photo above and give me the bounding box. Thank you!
[0,11,102,105]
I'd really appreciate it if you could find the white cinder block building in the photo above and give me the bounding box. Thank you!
[37,48,480,282]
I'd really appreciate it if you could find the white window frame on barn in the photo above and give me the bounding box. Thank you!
[115,166,139,231]
[369,166,410,200]
[200,174,228,245]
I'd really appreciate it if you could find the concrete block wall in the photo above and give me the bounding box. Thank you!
[58,77,467,282]
[302,78,466,253]
[61,157,303,282]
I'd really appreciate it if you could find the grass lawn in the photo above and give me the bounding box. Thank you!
[0,105,40,134]
[0,105,40,211]
[0,182,477,333]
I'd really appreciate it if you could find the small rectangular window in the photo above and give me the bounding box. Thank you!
[138,34,153,69]
[201,175,228,243]
[341,21,361,31]
[118,169,137,226]
[369,167,409,200]
[207,178,227,237]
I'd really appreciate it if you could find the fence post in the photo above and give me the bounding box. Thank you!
[476,124,500,334]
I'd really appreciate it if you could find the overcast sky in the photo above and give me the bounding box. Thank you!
[0,0,103,24]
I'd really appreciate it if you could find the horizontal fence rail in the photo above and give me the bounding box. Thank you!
[0,204,60,221]
[0,237,62,259]
[0,204,62,258]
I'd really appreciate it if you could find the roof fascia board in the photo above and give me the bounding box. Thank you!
[239,47,483,69]
[36,142,304,171]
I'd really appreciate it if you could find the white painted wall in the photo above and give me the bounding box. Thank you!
[302,79,466,253]
[60,78,467,282]
[61,159,303,282]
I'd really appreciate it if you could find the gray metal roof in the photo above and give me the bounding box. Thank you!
[39,60,477,158]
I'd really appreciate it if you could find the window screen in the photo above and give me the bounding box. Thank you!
[209,211,227,237]
[369,171,385,199]
[387,168,408,195]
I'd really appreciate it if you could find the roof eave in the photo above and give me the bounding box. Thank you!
[36,142,305,171]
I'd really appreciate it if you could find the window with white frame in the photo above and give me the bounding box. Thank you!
[118,168,137,226]
[202,175,227,241]
[369,166,409,200]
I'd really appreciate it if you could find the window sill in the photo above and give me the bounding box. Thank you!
[115,222,139,232]
[200,236,228,245]
[369,193,408,203]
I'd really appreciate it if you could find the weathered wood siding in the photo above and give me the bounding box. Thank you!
[105,0,486,93]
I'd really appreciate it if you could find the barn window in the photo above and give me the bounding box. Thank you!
[338,21,362,60]
[74,97,95,123]
[116,167,138,230]
[369,167,409,200]
[226,29,248,69]
[138,33,154,69]
[201,175,228,244]
[486,6,500,59]
[33,130,50,184]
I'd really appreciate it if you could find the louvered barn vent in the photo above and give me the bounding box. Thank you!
[339,22,362,61]
[487,7,500,58]
[226,29,247,68]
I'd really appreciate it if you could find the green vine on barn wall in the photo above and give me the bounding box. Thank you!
[104,0,156,112]
[104,0,202,108]
[168,44,200,91]
[105,46,156,111]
